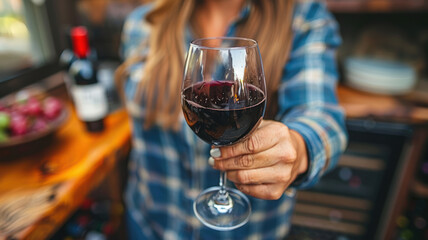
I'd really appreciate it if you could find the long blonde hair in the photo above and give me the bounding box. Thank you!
[116,0,294,130]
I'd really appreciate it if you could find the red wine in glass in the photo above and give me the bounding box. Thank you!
[182,80,266,146]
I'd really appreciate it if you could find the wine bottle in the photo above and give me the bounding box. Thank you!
[69,26,108,132]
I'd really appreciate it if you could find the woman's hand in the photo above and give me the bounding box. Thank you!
[210,120,308,200]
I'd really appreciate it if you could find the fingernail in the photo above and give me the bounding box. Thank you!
[210,148,221,158]
[284,188,296,197]
[208,157,215,166]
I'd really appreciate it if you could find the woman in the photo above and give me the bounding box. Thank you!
[116,0,347,239]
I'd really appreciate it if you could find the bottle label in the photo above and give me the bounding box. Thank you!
[71,84,108,121]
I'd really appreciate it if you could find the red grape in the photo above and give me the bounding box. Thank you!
[43,97,62,120]
[26,97,43,116]
[10,113,28,136]
[16,103,31,115]
[32,118,48,131]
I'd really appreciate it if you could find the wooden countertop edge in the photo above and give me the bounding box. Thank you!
[338,85,428,123]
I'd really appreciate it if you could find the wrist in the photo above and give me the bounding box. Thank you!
[290,129,309,175]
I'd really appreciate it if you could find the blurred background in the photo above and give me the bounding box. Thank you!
[0,0,428,240]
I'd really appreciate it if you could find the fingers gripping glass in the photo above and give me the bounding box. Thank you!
[181,37,267,230]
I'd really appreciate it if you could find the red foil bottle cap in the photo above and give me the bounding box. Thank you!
[71,26,90,58]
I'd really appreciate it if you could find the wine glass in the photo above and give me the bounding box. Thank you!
[181,37,267,230]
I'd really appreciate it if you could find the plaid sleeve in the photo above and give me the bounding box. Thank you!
[120,4,152,60]
[277,1,348,189]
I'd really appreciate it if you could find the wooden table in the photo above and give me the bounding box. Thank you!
[0,84,427,240]
[338,85,428,124]
[0,105,131,240]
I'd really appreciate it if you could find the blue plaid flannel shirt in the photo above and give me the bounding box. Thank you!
[121,1,348,239]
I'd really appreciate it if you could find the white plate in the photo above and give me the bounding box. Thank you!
[346,72,415,95]
[345,57,415,79]
[345,67,415,85]
[345,69,416,88]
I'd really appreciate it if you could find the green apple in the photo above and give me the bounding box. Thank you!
[0,130,8,142]
[0,112,10,129]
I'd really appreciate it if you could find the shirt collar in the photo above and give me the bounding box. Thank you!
[236,1,251,23]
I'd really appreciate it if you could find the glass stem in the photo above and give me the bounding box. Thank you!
[212,171,233,212]
[219,171,227,195]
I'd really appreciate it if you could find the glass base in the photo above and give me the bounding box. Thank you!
[193,186,251,231]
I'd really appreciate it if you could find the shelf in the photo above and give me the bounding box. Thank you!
[327,0,428,13]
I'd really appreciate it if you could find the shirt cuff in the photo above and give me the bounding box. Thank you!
[286,121,327,189]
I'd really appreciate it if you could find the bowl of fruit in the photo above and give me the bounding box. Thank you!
[0,89,68,159]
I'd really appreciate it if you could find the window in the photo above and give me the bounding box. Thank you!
[0,0,59,97]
